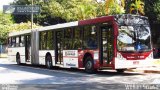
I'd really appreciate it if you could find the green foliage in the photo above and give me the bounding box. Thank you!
[0,12,40,44]
[105,0,144,15]
[145,0,158,23]
[106,0,125,15]
[144,0,160,45]
[12,0,106,23]
[0,12,14,44]
[153,0,160,23]
[128,0,144,15]
[10,22,40,32]
[46,0,105,21]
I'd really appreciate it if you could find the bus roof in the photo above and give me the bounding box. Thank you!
[37,21,78,32]
[9,14,147,36]
[9,29,32,37]
[37,15,114,32]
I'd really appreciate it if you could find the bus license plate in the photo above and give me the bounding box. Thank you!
[133,61,139,65]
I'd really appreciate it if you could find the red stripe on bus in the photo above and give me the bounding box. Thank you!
[120,51,152,60]
[78,16,114,26]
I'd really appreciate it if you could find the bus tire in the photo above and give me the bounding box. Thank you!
[84,57,96,74]
[16,54,21,65]
[116,69,125,73]
[46,55,52,69]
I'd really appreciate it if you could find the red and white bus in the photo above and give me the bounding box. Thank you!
[8,14,154,73]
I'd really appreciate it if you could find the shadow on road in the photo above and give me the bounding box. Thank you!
[0,63,144,77]
[18,83,127,90]
[0,63,146,84]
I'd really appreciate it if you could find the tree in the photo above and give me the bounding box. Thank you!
[0,12,14,44]
[129,0,144,15]
[10,22,40,32]
[153,0,160,23]
[105,0,125,15]
[0,11,40,44]
[11,0,62,25]
[145,0,160,46]
[105,0,145,15]
[47,0,105,21]
[11,0,106,24]
[11,0,31,23]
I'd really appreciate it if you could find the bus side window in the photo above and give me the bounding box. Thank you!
[12,37,16,47]
[8,37,12,47]
[46,31,54,50]
[20,36,25,47]
[73,27,82,49]
[83,25,98,49]
[64,28,72,50]
[16,36,20,47]
[39,32,47,50]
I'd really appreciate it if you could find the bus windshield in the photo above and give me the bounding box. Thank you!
[117,25,151,52]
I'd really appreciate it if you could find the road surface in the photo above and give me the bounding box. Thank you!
[0,58,160,90]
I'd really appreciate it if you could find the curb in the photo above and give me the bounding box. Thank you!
[143,70,160,74]
[127,69,160,74]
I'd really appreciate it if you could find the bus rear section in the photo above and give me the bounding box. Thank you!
[8,30,32,64]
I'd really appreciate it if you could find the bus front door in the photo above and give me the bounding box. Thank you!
[100,26,114,64]
[55,31,63,65]
[25,35,31,62]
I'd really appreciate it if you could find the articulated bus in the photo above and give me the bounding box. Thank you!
[8,14,154,73]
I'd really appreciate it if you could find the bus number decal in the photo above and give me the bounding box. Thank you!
[63,50,78,57]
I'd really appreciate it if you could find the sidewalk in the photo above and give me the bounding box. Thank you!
[0,57,16,64]
[128,66,160,73]
[128,59,160,74]
[0,53,7,58]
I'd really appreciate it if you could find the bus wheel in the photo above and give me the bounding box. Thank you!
[84,57,96,74]
[116,69,125,73]
[16,54,21,65]
[46,55,52,69]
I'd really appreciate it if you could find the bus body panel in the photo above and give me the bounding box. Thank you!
[77,50,84,68]
[77,50,100,69]
[63,50,79,68]
[39,50,55,66]
[115,58,154,69]
[8,47,26,63]
[115,52,154,69]
[119,52,152,60]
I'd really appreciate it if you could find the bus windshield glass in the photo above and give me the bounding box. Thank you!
[116,15,151,52]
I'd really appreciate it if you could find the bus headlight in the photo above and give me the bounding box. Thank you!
[117,53,123,60]
[148,52,153,59]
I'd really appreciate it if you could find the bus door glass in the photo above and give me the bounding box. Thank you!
[55,31,63,64]
[25,35,31,62]
[100,25,114,64]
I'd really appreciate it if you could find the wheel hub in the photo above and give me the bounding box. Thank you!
[47,60,51,67]
[86,61,92,69]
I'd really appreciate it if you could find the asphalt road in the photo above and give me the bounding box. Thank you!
[0,58,160,90]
